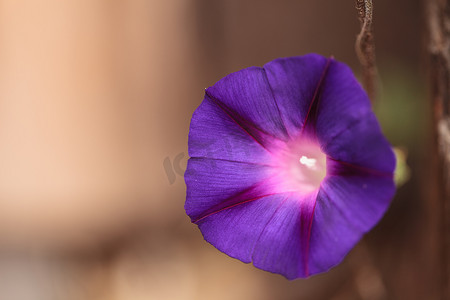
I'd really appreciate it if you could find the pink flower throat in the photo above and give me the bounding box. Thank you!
[271,138,327,195]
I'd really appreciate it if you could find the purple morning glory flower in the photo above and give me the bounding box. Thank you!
[185,54,396,279]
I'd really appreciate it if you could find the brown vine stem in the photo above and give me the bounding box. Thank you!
[355,0,377,103]
[428,0,450,298]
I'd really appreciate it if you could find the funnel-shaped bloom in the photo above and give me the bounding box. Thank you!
[185,54,395,279]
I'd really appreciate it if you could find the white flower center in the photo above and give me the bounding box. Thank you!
[299,155,318,169]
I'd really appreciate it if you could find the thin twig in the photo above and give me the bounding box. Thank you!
[355,0,377,102]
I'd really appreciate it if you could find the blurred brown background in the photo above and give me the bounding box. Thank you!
[0,1,437,299]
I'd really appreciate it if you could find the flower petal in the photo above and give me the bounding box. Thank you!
[188,94,273,164]
[308,169,396,275]
[185,158,275,222]
[251,191,317,279]
[206,66,290,144]
[315,60,395,173]
[263,54,329,138]
[194,193,289,264]
[194,191,318,280]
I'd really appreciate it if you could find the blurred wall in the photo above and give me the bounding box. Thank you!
[0,0,197,248]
